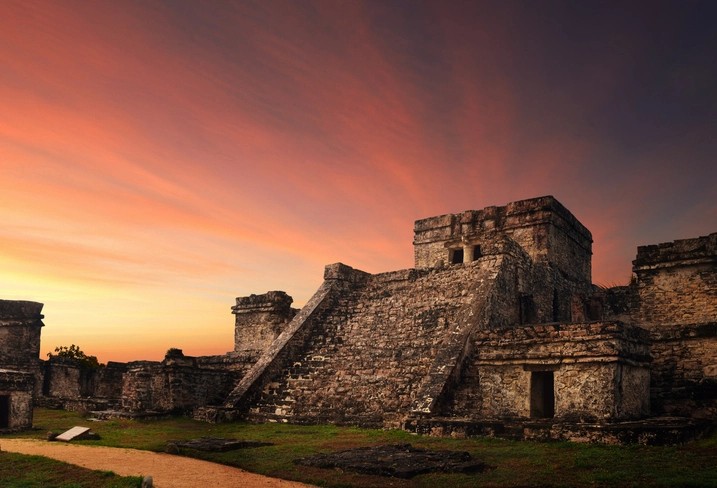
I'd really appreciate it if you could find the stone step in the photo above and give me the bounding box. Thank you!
[245,411,290,424]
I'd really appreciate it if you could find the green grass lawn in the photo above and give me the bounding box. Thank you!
[4,408,717,487]
[0,451,142,488]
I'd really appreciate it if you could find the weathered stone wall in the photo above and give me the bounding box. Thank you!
[574,285,632,323]
[39,358,128,410]
[413,196,592,284]
[0,300,44,366]
[120,354,241,413]
[244,263,493,427]
[617,363,651,419]
[466,322,651,422]
[632,233,717,326]
[93,362,128,399]
[234,236,564,428]
[0,369,35,432]
[42,358,84,399]
[631,233,717,419]
[120,361,164,411]
[233,291,297,355]
[648,323,717,418]
[0,300,44,401]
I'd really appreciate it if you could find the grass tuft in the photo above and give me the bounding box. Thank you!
[0,451,142,488]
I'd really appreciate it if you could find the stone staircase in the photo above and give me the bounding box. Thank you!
[243,323,340,424]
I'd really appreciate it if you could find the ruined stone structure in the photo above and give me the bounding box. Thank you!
[6,196,716,443]
[0,300,44,431]
[632,234,717,419]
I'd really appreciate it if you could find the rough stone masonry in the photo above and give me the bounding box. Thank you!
[4,196,716,443]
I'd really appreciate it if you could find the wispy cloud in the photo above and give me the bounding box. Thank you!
[1,0,715,361]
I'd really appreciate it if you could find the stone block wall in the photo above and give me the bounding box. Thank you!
[38,359,128,411]
[93,362,128,400]
[244,264,489,427]
[631,233,717,418]
[42,358,85,399]
[649,323,717,418]
[0,369,35,432]
[465,322,651,422]
[232,291,297,355]
[632,233,717,326]
[120,361,164,412]
[120,355,242,413]
[0,300,44,365]
[413,196,592,284]
[0,300,44,396]
[235,237,552,428]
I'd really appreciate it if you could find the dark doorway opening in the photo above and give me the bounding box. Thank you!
[0,395,9,428]
[450,249,464,264]
[530,372,555,418]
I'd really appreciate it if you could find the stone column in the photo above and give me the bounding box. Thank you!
[463,244,474,263]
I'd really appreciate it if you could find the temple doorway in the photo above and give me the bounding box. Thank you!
[530,371,555,418]
[0,395,10,428]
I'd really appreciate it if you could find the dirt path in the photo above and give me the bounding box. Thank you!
[0,439,314,488]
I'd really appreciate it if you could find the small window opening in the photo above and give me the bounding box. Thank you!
[0,395,9,428]
[472,245,482,261]
[587,297,603,321]
[552,289,560,322]
[450,249,464,264]
[530,371,555,419]
[519,294,537,325]
[42,369,51,396]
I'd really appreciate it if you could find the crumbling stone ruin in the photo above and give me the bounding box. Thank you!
[3,196,716,443]
[0,300,44,431]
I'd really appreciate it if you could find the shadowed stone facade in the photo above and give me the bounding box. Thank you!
[0,300,44,431]
[631,233,717,419]
[13,196,717,443]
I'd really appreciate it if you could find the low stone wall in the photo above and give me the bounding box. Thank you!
[0,369,34,432]
[39,358,127,410]
[120,355,243,414]
[405,417,710,445]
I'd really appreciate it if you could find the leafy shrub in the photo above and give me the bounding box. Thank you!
[47,344,104,368]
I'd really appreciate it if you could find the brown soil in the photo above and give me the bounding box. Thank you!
[0,438,314,488]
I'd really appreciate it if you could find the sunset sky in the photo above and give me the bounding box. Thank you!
[1,0,716,362]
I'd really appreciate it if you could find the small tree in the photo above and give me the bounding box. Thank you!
[165,347,184,357]
[47,344,104,368]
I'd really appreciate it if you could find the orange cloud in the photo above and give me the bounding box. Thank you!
[1,1,714,362]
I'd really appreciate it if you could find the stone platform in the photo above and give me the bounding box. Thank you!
[404,416,712,445]
[294,443,491,478]
[90,410,171,421]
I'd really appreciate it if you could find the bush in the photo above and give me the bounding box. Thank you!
[47,344,104,368]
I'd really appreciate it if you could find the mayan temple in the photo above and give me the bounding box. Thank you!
[4,196,716,443]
